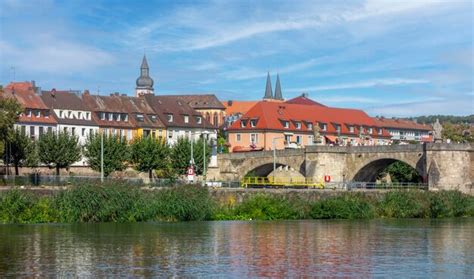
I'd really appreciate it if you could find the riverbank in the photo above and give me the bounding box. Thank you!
[0,184,473,223]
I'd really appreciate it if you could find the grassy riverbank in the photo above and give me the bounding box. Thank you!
[0,184,473,223]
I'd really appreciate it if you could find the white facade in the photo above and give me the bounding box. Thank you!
[387,129,431,142]
[14,123,57,140]
[166,127,217,145]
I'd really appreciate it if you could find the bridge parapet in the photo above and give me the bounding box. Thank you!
[218,149,304,160]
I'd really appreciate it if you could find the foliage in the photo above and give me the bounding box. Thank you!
[382,161,422,183]
[217,130,229,153]
[407,115,474,125]
[83,133,129,177]
[310,194,376,219]
[130,136,170,179]
[0,98,22,156]
[4,129,36,175]
[377,191,430,218]
[441,122,473,143]
[38,131,82,175]
[170,137,211,175]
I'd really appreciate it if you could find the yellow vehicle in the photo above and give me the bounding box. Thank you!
[241,176,324,189]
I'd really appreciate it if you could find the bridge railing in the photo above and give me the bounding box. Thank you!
[325,182,428,190]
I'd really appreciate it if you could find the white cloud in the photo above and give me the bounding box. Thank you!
[318,96,380,104]
[287,78,430,92]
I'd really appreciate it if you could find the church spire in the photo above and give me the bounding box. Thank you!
[274,74,283,100]
[263,72,273,100]
[136,55,154,97]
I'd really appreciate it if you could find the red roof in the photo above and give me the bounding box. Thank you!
[229,101,391,137]
[374,118,432,131]
[285,95,327,107]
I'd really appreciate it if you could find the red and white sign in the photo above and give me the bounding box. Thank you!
[187,166,195,182]
[324,175,331,183]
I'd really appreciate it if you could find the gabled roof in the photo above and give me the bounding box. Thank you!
[223,100,259,116]
[82,93,133,128]
[285,94,327,107]
[374,118,432,131]
[144,95,213,129]
[229,101,391,137]
[41,90,89,111]
[119,96,165,129]
[165,94,225,109]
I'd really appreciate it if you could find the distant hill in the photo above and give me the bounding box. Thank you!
[405,115,474,125]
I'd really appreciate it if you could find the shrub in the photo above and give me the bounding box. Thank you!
[378,191,430,218]
[310,193,376,219]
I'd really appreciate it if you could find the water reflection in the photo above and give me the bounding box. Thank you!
[0,219,472,277]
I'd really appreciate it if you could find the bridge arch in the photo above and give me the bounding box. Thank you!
[351,158,423,182]
[244,162,305,177]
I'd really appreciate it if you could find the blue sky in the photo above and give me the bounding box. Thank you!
[0,0,472,116]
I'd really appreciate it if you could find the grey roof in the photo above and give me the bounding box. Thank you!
[165,94,225,109]
[274,74,283,100]
[263,72,273,99]
[136,55,154,89]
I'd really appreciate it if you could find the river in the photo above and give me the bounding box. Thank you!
[0,219,472,277]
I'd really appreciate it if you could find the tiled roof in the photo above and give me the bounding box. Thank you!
[41,90,88,111]
[374,118,432,131]
[165,94,225,109]
[285,95,327,107]
[229,101,391,137]
[3,82,48,110]
[223,100,259,115]
[144,95,213,129]
[119,96,165,129]
[82,93,134,128]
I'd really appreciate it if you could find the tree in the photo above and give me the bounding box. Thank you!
[38,131,81,175]
[4,129,32,175]
[0,98,22,157]
[382,161,422,183]
[130,136,170,180]
[83,133,129,177]
[170,137,211,175]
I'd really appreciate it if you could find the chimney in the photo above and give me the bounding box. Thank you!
[83,90,90,96]
[227,100,233,106]
[302,92,309,98]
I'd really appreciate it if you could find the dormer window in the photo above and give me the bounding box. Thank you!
[378,128,383,135]
[196,116,202,124]
[241,120,247,128]
[136,114,144,122]
[59,110,63,118]
[283,121,289,129]
[99,112,105,120]
[335,124,341,133]
[86,112,90,120]
[295,122,301,129]
[108,113,113,121]
[123,114,129,122]
[78,112,82,119]
[184,115,189,123]
[368,128,373,134]
[44,110,50,118]
[167,114,173,122]
[250,119,257,127]
[319,123,327,131]
[349,126,354,133]
[35,110,40,117]
[307,123,313,130]
[68,111,72,118]
[149,115,157,122]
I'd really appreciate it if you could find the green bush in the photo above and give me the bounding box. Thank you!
[378,191,431,218]
[310,194,376,219]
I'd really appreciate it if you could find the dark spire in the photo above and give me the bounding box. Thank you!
[274,74,283,100]
[263,72,273,99]
[136,55,154,90]
[141,55,149,69]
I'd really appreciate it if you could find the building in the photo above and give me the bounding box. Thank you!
[164,94,226,128]
[144,95,217,145]
[135,55,154,97]
[82,92,135,140]
[119,95,166,140]
[374,117,432,143]
[40,89,99,145]
[3,81,57,139]
[227,101,392,152]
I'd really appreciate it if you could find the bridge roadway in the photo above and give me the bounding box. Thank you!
[207,143,473,194]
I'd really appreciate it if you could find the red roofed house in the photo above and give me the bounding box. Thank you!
[374,117,432,143]
[3,81,58,139]
[227,101,392,152]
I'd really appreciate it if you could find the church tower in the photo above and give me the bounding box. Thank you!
[135,55,154,97]
[263,72,273,100]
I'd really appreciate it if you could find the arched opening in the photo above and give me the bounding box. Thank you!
[244,163,305,178]
[213,112,218,127]
[353,159,422,183]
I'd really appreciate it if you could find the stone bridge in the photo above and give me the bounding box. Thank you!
[207,143,473,193]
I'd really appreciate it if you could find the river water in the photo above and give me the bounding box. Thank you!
[0,219,472,277]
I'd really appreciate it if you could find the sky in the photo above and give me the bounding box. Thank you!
[0,0,473,117]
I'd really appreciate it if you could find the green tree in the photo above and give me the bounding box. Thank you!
[0,98,22,157]
[170,137,210,175]
[382,161,422,183]
[4,129,32,175]
[38,131,81,175]
[83,133,129,177]
[130,136,170,180]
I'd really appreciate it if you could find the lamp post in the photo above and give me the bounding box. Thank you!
[100,130,104,183]
[202,131,210,186]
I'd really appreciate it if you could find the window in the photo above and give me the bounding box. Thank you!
[285,134,291,143]
[35,110,40,117]
[26,110,32,117]
[368,128,373,134]
[30,126,35,136]
[184,115,189,123]
[99,112,105,120]
[48,127,53,134]
[63,127,68,133]
[21,126,26,134]
[124,114,129,122]
[168,130,174,139]
[335,124,341,133]
[78,112,82,119]
[71,127,76,135]
[295,122,301,129]
[241,120,247,128]
[307,123,313,130]
[196,116,202,124]
[319,123,327,131]
[82,128,86,136]
[136,114,144,122]
[284,121,289,128]
[167,114,173,122]
[296,135,302,144]
[349,126,354,133]
[86,112,90,120]
[308,135,314,145]
[127,129,132,140]
[250,120,256,127]
[236,133,241,142]
[39,126,44,136]
[108,113,113,121]
[90,129,93,135]
[68,111,72,118]
[114,113,120,121]
[149,115,157,122]
[250,133,258,144]
[44,110,49,118]
[59,110,63,118]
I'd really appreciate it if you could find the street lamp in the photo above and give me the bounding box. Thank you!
[202,130,210,186]
[100,130,104,183]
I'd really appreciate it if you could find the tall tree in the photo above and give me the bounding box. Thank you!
[5,129,32,175]
[83,133,129,177]
[0,98,22,157]
[170,137,211,175]
[38,131,81,175]
[130,136,170,180]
